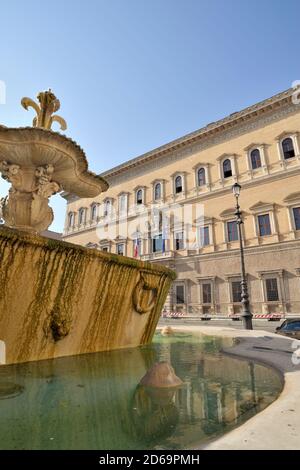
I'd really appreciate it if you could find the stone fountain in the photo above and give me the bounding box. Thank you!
[0,90,175,365]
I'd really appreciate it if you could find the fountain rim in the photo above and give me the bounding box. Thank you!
[0,225,177,280]
[0,125,109,198]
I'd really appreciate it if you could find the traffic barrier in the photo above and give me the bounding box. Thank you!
[162,311,187,318]
[254,314,284,321]
[229,314,284,321]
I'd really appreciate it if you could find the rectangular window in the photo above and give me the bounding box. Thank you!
[200,226,210,246]
[152,234,162,253]
[231,280,242,303]
[102,247,108,252]
[202,283,212,304]
[117,244,124,256]
[258,214,271,236]
[119,195,127,214]
[175,285,185,304]
[266,278,279,302]
[293,207,300,230]
[104,200,111,217]
[175,231,184,250]
[227,221,238,242]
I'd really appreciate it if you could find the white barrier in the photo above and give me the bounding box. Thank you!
[0,340,5,364]
[162,311,187,318]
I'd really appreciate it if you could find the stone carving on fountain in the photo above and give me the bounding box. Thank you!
[132,273,158,315]
[0,160,61,232]
[21,89,67,131]
[0,89,109,233]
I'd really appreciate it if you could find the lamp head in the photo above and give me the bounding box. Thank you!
[232,182,241,198]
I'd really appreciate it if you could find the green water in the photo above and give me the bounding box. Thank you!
[0,333,282,450]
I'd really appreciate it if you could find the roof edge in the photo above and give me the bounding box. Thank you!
[101,87,295,178]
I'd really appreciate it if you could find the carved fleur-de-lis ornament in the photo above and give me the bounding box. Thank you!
[21,89,67,131]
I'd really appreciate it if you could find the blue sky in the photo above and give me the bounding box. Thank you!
[0,0,300,232]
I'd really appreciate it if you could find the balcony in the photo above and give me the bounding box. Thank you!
[141,250,175,261]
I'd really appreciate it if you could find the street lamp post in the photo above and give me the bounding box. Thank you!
[232,183,253,330]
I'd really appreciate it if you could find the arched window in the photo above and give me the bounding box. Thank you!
[282,138,295,159]
[175,175,183,194]
[223,159,232,178]
[68,212,74,228]
[91,204,97,221]
[250,149,262,170]
[78,208,85,225]
[154,182,161,200]
[136,189,143,205]
[197,168,206,186]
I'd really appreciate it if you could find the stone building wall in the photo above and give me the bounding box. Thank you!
[62,88,300,315]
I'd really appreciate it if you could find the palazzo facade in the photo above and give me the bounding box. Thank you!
[62,88,300,316]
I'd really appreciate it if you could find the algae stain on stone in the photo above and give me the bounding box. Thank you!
[0,227,175,364]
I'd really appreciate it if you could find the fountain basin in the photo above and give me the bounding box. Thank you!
[0,332,282,449]
[0,226,175,365]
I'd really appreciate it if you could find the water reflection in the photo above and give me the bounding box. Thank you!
[128,386,180,445]
[0,333,282,450]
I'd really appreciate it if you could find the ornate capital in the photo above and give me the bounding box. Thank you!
[0,162,61,232]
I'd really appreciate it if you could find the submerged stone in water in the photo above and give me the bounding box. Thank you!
[0,382,24,400]
[139,361,183,388]
[161,326,174,336]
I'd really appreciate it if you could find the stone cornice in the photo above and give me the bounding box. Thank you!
[101,88,295,179]
[173,238,300,264]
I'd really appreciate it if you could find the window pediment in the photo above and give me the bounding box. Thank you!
[283,192,300,203]
[244,143,265,151]
[85,242,98,248]
[114,236,128,242]
[275,131,298,141]
[249,201,274,213]
[99,239,111,246]
[197,276,216,281]
[194,216,214,224]
[219,208,236,218]
[150,178,166,184]
[224,273,242,281]
[170,171,187,177]
[216,153,237,162]
[257,269,284,278]
[192,162,209,170]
